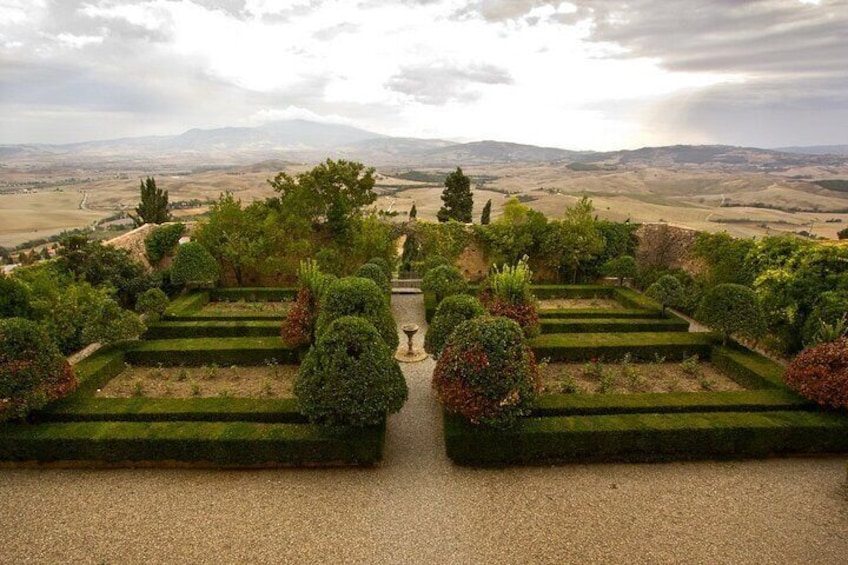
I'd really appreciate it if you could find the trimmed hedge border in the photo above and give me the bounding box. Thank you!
[443,410,848,466]
[0,420,385,467]
[530,331,714,362]
[540,316,689,334]
[210,287,297,302]
[125,337,301,365]
[0,343,386,467]
[144,320,282,339]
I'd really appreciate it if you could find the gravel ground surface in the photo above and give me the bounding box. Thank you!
[1,294,846,564]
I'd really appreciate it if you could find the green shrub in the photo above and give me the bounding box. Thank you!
[171,241,219,289]
[0,318,77,421]
[433,316,539,428]
[356,263,390,293]
[144,223,185,264]
[81,300,146,345]
[696,283,764,345]
[135,288,169,319]
[601,255,637,286]
[295,316,407,426]
[783,338,848,410]
[803,291,848,346]
[481,257,540,337]
[0,276,32,318]
[645,274,684,316]
[425,294,486,358]
[366,256,393,281]
[315,277,399,349]
[421,264,467,303]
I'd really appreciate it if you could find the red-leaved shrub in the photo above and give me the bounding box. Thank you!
[783,338,848,410]
[281,288,318,347]
[433,316,539,428]
[482,296,540,338]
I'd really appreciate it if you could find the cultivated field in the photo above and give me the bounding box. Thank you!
[3,159,848,248]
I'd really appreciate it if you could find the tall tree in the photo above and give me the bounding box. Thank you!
[409,203,417,220]
[268,158,376,239]
[480,199,492,225]
[132,177,171,226]
[437,167,473,223]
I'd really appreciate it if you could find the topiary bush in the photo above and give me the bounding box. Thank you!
[366,256,393,282]
[601,255,637,286]
[170,241,219,289]
[0,276,32,318]
[645,274,684,316]
[0,318,77,421]
[356,262,390,294]
[696,283,765,345]
[424,294,486,358]
[135,287,169,320]
[433,316,539,428]
[422,264,468,304]
[144,222,185,264]
[295,316,408,426]
[315,277,399,349]
[783,338,848,410]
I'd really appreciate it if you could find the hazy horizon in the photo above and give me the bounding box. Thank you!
[2,1,847,150]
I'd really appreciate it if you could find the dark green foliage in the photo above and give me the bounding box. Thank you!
[315,277,399,349]
[0,318,77,421]
[802,291,848,346]
[145,320,281,339]
[356,262,390,293]
[171,242,219,289]
[421,264,467,303]
[783,338,848,410]
[433,316,539,428]
[424,294,485,358]
[480,199,492,225]
[540,316,689,334]
[693,232,756,287]
[0,276,32,318]
[144,223,185,264]
[268,158,377,239]
[474,197,548,265]
[296,316,407,427]
[135,288,169,319]
[57,235,149,309]
[132,177,171,226]
[409,203,417,219]
[366,256,393,282]
[838,227,848,240]
[601,255,637,285]
[437,167,473,223]
[645,274,684,316]
[696,284,764,345]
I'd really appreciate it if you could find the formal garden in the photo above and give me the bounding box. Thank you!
[2,159,847,467]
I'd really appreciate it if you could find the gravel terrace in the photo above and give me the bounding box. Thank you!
[1,293,846,564]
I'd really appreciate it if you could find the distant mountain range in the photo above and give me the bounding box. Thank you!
[1,119,846,170]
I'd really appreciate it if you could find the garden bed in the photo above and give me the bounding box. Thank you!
[538,298,623,310]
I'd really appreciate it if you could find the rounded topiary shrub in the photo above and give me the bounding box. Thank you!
[170,241,219,288]
[135,287,169,319]
[295,316,408,426]
[0,276,32,318]
[783,338,848,410]
[315,277,399,349]
[433,316,539,428]
[366,256,393,281]
[356,262,390,294]
[425,294,485,358]
[0,318,77,421]
[421,264,467,304]
[696,283,764,345]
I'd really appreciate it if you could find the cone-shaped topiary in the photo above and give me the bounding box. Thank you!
[0,318,77,421]
[783,338,848,410]
[315,276,399,349]
[356,262,390,294]
[433,315,539,428]
[424,294,486,358]
[295,316,408,426]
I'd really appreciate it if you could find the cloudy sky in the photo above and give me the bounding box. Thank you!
[1,0,846,150]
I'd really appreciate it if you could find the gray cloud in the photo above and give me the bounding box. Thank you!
[387,63,513,104]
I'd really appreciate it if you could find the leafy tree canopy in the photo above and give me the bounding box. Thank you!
[437,167,473,223]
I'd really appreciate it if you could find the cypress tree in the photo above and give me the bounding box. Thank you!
[132,177,171,226]
[437,167,473,223]
[409,203,417,220]
[481,199,492,225]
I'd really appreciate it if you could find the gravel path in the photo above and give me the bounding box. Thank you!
[1,294,846,564]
